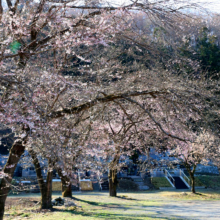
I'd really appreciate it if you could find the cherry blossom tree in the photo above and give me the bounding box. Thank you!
[0,0,130,215]
[0,0,218,218]
[168,131,217,193]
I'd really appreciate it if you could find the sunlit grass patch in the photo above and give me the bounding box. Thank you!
[159,190,220,200]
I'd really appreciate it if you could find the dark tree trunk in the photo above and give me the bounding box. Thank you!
[108,148,120,197]
[191,175,196,193]
[108,169,117,197]
[41,171,53,209]
[186,164,197,194]
[29,150,52,209]
[57,168,72,198]
[191,165,197,194]
[0,140,25,220]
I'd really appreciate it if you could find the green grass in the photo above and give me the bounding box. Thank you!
[151,176,205,188]
[197,175,220,188]
[183,175,205,187]
[160,189,220,200]
[194,177,205,187]
[21,213,31,217]
[4,190,220,219]
[151,177,172,189]
[4,192,184,220]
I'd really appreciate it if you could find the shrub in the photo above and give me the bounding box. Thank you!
[118,179,139,191]
[194,177,205,187]
[197,175,220,188]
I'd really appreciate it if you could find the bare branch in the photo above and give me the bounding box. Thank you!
[124,96,190,142]
[49,90,167,118]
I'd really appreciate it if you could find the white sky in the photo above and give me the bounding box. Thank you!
[197,0,220,13]
[181,0,220,13]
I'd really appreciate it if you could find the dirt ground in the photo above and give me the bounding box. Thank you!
[5,197,40,209]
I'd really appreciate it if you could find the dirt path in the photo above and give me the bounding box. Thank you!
[135,200,220,219]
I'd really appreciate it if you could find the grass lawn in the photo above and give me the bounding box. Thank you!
[159,189,220,200]
[151,176,205,189]
[4,190,220,220]
[194,177,205,187]
[197,175,220,188]
[4,193,162,220]
[151,177,172,189]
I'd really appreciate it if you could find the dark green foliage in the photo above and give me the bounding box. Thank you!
[196,27,220,74]
[129,150,140,164]
[118,179,139,191]
[180,27,220,78]
[10,41,21,54]
[197,175,220,188]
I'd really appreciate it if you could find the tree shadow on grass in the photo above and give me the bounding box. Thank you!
[50,197,186,220]
[52,208,179,220]
[116,195,137,200]
[71,197,154,210]
[194,192,206,196]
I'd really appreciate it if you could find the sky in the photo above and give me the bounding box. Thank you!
[181,0,220,13]
[197,0,220,13]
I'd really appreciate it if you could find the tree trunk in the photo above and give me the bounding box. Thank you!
[186,164,196,194]
[108,169,117,197]
[41,171,53,209]
[57,168,72,198]
[0,140,25,220]
[29,150,52,209]
[62,182,72,198]
[191,175,196,194]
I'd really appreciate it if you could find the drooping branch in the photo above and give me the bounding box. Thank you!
[48,90,167,118]
[124,96,190,142]
[0,0,3,21]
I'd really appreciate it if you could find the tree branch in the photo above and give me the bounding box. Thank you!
[124,96,190,142]
[48,90,167,118]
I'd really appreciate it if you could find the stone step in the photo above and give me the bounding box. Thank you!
[139,185,149,190]
[102,187,109,190]
[133,179,143,182]
[129,176,142,179]
[135,182,145,186]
